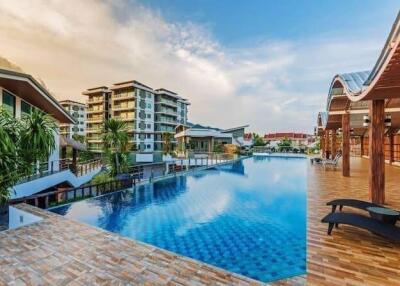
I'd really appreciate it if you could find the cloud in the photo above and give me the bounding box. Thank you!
[0,0,384,133]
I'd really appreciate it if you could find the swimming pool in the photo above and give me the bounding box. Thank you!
[51,157,307,282]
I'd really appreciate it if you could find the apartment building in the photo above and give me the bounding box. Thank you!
[83,81,189,159]
[154,88,190,151]
[83,86,110,152]
[110,80,155,152]
[59,100,86,139]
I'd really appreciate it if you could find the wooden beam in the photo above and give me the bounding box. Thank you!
[369,100,385,204]
[331,130,337,159]
[342,113,350,177]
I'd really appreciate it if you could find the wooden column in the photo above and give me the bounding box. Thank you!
[342,113,350,177]
[389,130,394,164]
[72,148,78,174]
[369,100,385,204]
[320,133,325,158]
[360,135,364,157]
[331,130,337,159]
[325,130,330,159]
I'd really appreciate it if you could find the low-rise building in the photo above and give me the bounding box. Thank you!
[175,123,249,153]
[264,132,315,147]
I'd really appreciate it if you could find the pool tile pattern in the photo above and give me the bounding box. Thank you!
[0,204,305,285]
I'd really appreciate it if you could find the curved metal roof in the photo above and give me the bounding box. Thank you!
[338,71,370,94]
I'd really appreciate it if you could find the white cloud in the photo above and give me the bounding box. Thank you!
[0,0,383,133]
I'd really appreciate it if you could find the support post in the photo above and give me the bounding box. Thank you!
[325,130,330,159]
[320,132,325,158]
[369,100,385,204]
[342,113,350,177]
[389,130,394,164]
[331,129,337,159]
[360,135,364,157]
[72,149,77,174]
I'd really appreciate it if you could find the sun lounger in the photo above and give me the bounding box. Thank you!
[327,199,383,213]
[321,212,400,242]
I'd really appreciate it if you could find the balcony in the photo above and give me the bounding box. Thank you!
[112,93,135,101]
[87,117,104,123]
[113,116,135,122]
[155,109,178,116]
[112,104,135,112]
[87,108,104,114]
[157,99,177,108]
[86,127,103,133]
[87,98,104,104]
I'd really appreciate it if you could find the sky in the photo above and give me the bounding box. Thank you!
[0,0,398,134]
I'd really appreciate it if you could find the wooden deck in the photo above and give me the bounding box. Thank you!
[305,157,400,285]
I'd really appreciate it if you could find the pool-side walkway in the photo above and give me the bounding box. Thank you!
[0,203,305,286]
[307,157,400,285]
[1,157,399,285]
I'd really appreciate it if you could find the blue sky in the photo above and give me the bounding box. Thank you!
[0,1,399,133]
[139,0,398,45]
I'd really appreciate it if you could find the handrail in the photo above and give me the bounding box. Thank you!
[9,176,139,209]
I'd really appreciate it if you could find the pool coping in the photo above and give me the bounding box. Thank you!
[12,203,271,285]
[10,202,306,285]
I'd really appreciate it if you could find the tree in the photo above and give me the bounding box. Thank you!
[252,133,266,146]
[72,134,85,144]
[0,108,57,205]
[278,137,293,152]
[162,132,173,154]
[19,109,58,169]
[103,119,129,175]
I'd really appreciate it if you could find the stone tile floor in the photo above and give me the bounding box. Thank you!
[0,204,305,285]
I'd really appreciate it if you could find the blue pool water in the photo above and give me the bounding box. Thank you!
[51,157,307,282]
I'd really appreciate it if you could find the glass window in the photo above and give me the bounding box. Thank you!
[2,90,16,116]
[147,103,151,109]
[21,100,32,116]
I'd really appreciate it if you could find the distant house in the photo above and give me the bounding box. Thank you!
[175,123,249,153]
[264,132,315,148]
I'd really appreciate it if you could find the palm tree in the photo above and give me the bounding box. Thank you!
[103,119,129,175]
[162,132,173,155]
[19,109,58,171]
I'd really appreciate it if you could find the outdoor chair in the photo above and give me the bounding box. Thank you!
[321,212,400,242]
[327,198,384,213]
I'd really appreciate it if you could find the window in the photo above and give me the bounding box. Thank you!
[21,100,32,116]
[146,144,151,149]
[2,90,16,116]
[146,114,151,119]
[80,128,84,132]
[147,103,151,109]
[147,124,151,129]
[146,134,151,139]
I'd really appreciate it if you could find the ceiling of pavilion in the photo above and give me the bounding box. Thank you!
[318,11,400,134]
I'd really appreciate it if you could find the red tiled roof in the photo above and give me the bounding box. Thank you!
[264,132,309,139]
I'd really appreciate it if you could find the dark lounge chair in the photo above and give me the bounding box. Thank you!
[327,199,383,213]
[321,212,400,242]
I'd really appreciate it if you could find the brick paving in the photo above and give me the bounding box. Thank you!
[0,204,305,285]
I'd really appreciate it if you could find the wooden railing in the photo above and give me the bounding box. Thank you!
[10,176,139,209]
